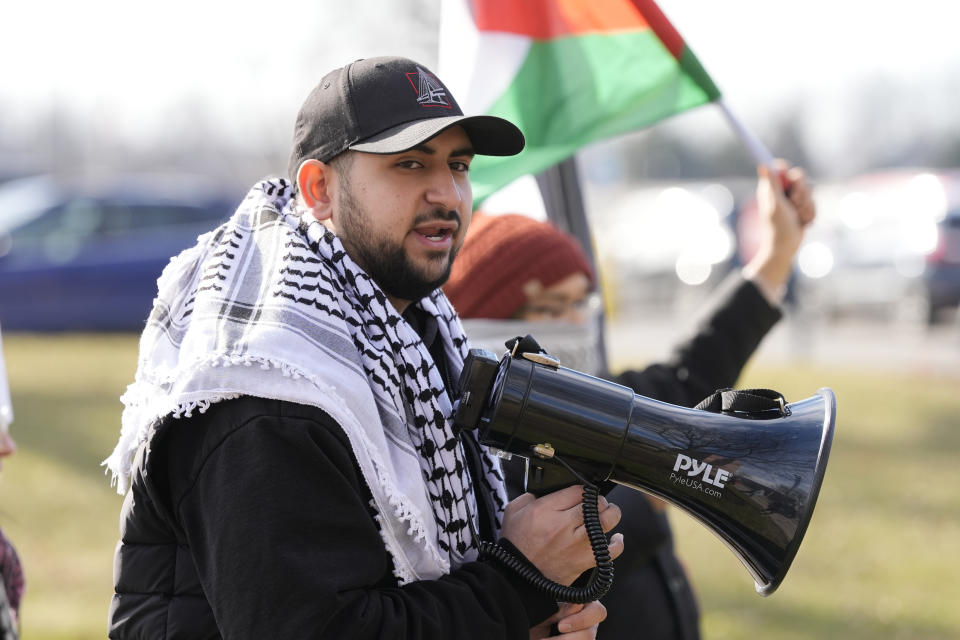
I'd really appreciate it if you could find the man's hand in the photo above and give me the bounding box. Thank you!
[530,601,607,639]
[500,484,624,586]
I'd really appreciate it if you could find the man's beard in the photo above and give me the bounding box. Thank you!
[338,180,460,304]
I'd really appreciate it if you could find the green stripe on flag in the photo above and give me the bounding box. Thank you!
[468,30,719,204]
[678,47,721,101]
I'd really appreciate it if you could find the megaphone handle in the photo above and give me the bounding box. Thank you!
[479,463,615,604]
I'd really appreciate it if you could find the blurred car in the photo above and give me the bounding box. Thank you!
[737,169,958,324]
[0,173,236,331]
[589,181,749,317]
[920,171,960,322]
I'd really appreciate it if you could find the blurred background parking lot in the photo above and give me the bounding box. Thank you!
[5,168,960,335]
[581,169,960,331]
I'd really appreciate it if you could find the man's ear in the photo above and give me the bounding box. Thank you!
[297,159,334,221]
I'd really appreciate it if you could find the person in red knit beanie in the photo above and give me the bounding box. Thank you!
[445,213,596,323]
[442,161,817,640]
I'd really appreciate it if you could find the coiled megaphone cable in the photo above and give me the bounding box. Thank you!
[477,453,614,604]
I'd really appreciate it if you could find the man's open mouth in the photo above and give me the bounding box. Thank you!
[414,220,458,242]
[416,227,453,241]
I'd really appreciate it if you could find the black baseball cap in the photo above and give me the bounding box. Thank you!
[288,56,525,182]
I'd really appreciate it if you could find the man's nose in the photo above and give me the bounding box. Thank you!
[425,169,463,211]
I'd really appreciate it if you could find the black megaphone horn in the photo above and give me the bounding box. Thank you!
[453,345,835,597]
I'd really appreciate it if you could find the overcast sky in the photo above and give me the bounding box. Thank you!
[2,0,959,173]
[659,1,960,112]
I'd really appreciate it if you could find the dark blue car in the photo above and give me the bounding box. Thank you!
[924,199,960,322]
[0,174,235,331]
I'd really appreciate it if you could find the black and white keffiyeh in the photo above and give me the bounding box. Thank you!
[104,178,508,583]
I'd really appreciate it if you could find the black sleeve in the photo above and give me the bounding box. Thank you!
[163,400,554,640]
[613,274,782,408]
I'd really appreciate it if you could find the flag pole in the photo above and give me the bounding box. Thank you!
[716,97,777,170]
[0,325,13,432]
[535,159,610,374]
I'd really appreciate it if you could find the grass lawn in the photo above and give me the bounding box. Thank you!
[1,332,958,638]
[669,362,960,639]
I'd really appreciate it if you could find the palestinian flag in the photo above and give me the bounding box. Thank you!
[439,0,722,203]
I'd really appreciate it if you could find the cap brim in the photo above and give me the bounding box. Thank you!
[350,115,524,157]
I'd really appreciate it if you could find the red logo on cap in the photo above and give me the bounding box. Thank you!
[405,66,452,109]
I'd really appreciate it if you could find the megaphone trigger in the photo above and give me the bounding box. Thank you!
[525,453,581,497]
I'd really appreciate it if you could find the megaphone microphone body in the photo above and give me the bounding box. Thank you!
[454,348,835,596]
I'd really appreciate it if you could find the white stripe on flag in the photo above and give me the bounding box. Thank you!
[439,0,531,114]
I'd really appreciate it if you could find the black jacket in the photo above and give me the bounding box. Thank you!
[109,397,556,639]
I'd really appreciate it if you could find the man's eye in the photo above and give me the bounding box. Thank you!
[450,161,470,172]
[398,160,423,169]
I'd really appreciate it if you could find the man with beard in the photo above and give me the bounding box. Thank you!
[105,57,622,640]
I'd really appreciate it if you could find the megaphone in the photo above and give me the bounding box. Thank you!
[454,345,835,597]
